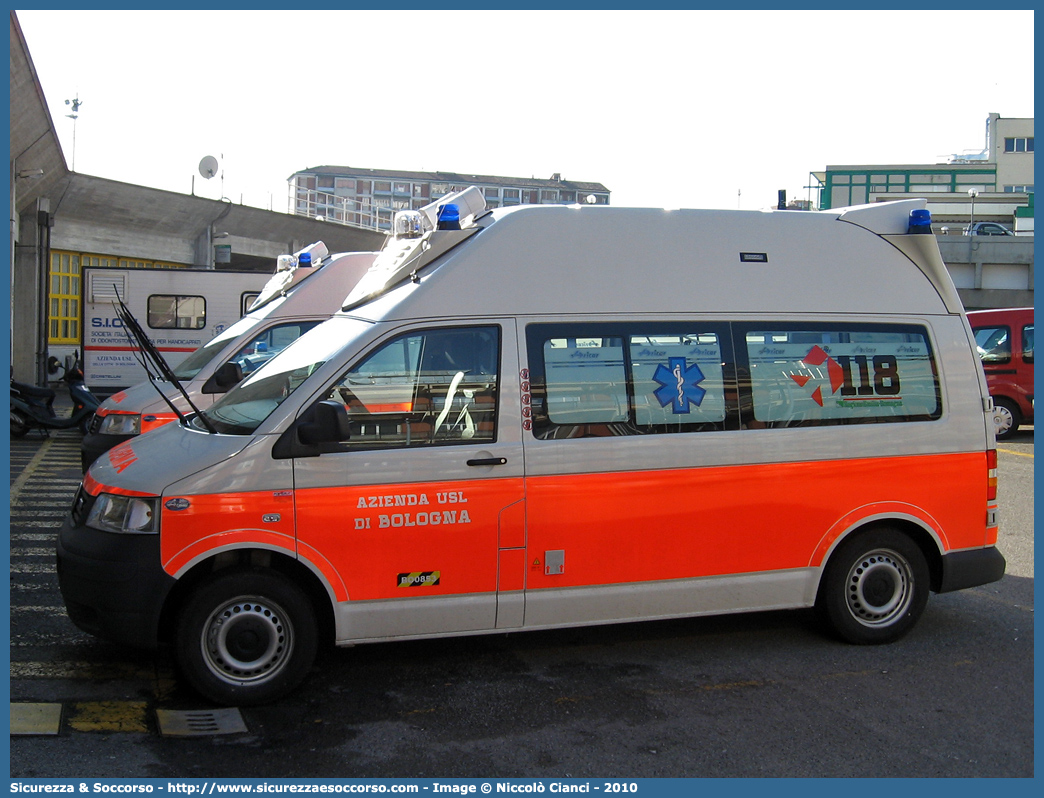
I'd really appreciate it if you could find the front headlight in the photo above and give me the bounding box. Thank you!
[86,493,159,534]
[97,413,142,436]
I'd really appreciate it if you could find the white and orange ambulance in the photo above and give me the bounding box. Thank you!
[80,244,378,469]
[57,189,1005,705]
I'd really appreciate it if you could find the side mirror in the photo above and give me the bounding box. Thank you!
[298,400,352,445]
[202,361,244,394]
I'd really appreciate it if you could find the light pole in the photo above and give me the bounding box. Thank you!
[968,188,979,234]
[64,94,82,171]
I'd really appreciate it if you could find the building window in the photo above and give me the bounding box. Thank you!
[49,250,191,345]
[81,254,119,269]
[1004,137,1034,153]
[1005,185,1034,193]
[48,252,80,345]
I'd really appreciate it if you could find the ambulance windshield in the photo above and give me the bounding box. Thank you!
[197,317,371,435]
[172,314,266,380]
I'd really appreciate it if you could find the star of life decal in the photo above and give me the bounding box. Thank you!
[653,357,707,414]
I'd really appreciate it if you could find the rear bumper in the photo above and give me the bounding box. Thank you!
[56,507,175,650]
[938,546,1006,593]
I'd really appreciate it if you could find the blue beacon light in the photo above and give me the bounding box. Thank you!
[908,209,932,234]
[437,204,462,230]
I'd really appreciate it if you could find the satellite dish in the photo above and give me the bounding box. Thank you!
[198,155,219,179]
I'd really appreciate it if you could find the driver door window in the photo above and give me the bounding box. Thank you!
[323,326,500,449]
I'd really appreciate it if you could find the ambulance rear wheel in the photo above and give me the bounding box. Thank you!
[175,569,318,706]
[816,528,929,645]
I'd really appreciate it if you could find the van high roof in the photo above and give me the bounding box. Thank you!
[342,196,960,320]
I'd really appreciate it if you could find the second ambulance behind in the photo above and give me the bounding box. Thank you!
[80,244,378,469]
[58,191,1005,705]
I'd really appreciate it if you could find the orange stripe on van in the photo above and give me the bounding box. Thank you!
[522,452,987,593]
[164,529,297,577]
[161,490,296,575]
[360,402,414,414]
[297,540,350,602]
[85,344,197,353]
[83,471,155,498]
[295,478,525,602]
[153,453,990,605]
[140,413,179,433]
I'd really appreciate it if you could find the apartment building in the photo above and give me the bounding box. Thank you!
[288,166,611,230]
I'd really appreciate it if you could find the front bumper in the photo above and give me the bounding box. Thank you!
[938,546,1006,593]
[56,495,175,650]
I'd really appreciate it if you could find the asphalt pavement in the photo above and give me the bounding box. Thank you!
[7,413,1035,780]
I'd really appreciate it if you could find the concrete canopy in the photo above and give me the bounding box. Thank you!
[9,11,386,268]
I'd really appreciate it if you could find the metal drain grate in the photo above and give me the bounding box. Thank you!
[156,708,248,736]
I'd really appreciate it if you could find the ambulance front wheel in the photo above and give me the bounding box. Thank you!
[816,528,930,645]
[175,569,318,706]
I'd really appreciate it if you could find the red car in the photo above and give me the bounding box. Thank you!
[968,307,1034,439]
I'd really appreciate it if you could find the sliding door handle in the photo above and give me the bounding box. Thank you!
[467,457,507,467]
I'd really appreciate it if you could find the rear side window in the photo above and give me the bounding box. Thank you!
[739,323,941,427]
[1022,324,1034,363]
[974,325,1012,364]
[526,321,942,439]
[526,323,734,439]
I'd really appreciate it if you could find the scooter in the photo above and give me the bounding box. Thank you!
[11,357,101,438]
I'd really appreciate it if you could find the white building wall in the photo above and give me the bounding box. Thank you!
[991,113,1034,190]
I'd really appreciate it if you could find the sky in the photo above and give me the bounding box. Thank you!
[16,8,1036,214]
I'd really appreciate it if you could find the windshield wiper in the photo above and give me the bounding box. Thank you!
[112,291,218,434]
